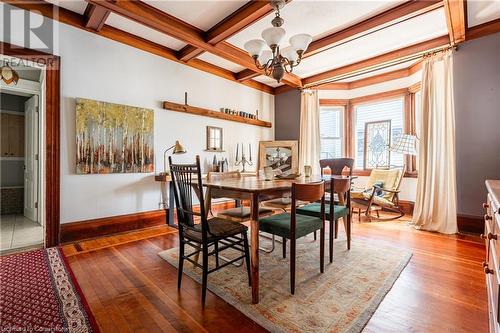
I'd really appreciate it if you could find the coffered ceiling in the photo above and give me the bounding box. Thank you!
[9,0,500,93]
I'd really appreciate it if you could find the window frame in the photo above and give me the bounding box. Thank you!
[319,105,344,160]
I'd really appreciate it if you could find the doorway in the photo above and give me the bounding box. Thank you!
[1,61,43,252]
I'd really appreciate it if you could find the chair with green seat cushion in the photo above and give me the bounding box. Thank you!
[258,181,326,295]
[297,176,352,262]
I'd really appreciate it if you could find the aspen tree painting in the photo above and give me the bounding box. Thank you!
[76,98,154,174]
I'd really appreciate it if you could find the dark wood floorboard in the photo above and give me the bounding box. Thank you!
[63,216,488,333]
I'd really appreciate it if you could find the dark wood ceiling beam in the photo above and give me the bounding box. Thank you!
[83,3,110,31]
[86,0,302,88]
[205,0,274,45]
[236,68,261,81]
[444,0,466,44]
[305,0,443,58]
[2,0,275,94]
[302,35,450,87]
[177,45,205,62]
[178,0,275,62]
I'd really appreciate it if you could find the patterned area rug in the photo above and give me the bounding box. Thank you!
[159,234,411,333]
[0,247,99,333]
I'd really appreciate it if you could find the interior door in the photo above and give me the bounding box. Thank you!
[24,95,39,223]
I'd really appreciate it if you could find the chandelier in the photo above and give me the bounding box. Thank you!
[244,0,312,83]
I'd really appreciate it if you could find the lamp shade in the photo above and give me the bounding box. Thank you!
[289,33,312,52]
[244,39,266,57]
[172,140,187,154]
[257,50,273,66]
[262,27,286,47]
[390,134,417,155]
[280,46,299,63]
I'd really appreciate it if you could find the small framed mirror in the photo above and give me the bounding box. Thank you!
[206,126,223,151]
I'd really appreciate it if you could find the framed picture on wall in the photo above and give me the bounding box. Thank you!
[258,140,298,176]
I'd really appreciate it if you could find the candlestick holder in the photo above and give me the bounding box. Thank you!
[235,154,253,172]
[235,143,253,172]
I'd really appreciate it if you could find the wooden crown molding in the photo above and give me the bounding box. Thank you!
[444,0,466,44]
[465,18,500,41]
[86,0,302,88]
[3,0,275,94]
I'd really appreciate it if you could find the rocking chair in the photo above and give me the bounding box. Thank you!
[351,166,405,221]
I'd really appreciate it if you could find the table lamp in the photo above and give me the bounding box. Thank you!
[163,140,187,174]
[390,134,417,156]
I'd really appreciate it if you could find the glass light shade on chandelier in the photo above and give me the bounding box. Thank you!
[243,0,312,83]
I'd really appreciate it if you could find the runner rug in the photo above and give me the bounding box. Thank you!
[159,235,411,333]
[0,247,99,333]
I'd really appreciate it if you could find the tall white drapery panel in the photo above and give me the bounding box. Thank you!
[413,51,458,234]
[299,90,320,175]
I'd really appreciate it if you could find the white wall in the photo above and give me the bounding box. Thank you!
[1,4,274,223]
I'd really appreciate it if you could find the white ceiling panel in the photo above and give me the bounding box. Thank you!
[45,0,88,15]
[197,52,246,72]
[227,0,405,49]
[467,0,500,27]
[337,59,420,82]
[253,75,283,88]
[292,8,448,78]
[144,0,247,31]
[106,13,187,51]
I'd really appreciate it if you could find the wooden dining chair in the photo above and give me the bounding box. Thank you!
[319,158,354,239]
[297,177,352,262]
[169,156,251,305]
[258,181,326,295]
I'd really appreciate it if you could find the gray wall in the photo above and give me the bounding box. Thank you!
[454,32,500,216]
[275,89,301,141]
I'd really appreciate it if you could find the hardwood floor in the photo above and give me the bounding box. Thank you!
[63,214,488,333]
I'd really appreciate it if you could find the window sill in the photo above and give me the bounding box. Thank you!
[349,170,418,178]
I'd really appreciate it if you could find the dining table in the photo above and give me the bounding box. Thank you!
[197,174,353,304]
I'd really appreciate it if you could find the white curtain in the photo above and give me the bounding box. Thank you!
[299,90,320,174]
[413,50,458,234]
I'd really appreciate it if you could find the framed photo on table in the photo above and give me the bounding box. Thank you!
[258,140,298,176]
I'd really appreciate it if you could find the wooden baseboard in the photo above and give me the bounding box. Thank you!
[60,201,237,244]
[457,214,484,235]
[61,209,167,243]
[398,200,414,215]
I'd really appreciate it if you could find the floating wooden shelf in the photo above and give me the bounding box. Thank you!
[163,101,272,128]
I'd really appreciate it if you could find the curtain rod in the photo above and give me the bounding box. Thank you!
[303,44,456,90]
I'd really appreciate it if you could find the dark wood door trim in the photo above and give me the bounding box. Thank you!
[1,42,61,247]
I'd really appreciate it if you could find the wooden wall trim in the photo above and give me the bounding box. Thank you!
[457,214,484,235]
[60,201,237,243]
[0,42,61,247]
[465,18,500,41]
[61,210,167,243]
[349,88,409,105]
[319,99,349,106]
